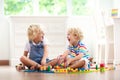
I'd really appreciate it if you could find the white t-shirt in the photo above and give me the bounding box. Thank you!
[24,37,49,53]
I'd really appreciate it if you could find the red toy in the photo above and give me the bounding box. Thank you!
[100,63,105,67]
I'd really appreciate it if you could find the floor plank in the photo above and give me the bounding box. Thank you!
[0,66,120,80]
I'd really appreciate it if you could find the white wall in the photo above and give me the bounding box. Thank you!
[0,15,10,60]
[112,0,120,65]
[113,0,120,9]
[0,0,4,15]
[0,0,10,60]
[113,18,120,64]
[99,0,113,9]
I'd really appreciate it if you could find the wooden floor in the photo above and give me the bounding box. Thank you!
[0,66,120,80]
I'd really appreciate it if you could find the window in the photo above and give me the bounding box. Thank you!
[4,0,33,15]
[39,0,67,15]
[72,0,91,15]
[4,0,94,16]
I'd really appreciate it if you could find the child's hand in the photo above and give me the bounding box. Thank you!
[65,58,72,66]
[57,55,65,65]
[58,59,64,65]
[41,59,46,65]
[57,55,63,59]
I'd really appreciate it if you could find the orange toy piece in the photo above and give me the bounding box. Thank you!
[54,69,68,73]
[54,65,61,69]
[40,66,47,71]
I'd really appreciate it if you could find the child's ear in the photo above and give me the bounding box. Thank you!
[74,34,78,39]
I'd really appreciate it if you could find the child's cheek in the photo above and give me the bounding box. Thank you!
[40,36,44,41]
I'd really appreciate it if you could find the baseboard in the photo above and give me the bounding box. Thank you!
[0,60,9,65]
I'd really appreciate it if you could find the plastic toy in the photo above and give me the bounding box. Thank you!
[100,63,105,72]
[95,64,98,70]
[23,62,115,74]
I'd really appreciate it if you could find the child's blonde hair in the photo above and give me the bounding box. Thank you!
[27,24,44,41]
[67,27,84,40]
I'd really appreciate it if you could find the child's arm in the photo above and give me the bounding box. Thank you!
[41,45,49,65]
[23,42,29,57]
[72,53,83,61]
[57,50,69,59]
[61,50,69,57]
[66,53,84,66]
[23,51,28,57]
[57,50,69,65]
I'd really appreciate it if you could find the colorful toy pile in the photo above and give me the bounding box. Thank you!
[24,63,115,73]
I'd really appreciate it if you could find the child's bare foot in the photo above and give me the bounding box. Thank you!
[15,63,25,71]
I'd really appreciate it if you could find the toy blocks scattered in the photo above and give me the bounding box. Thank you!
[23,63,115,74]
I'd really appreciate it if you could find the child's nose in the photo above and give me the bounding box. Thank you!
[42,36,44,39]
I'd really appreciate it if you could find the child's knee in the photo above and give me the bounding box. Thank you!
[20,56,26,62]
